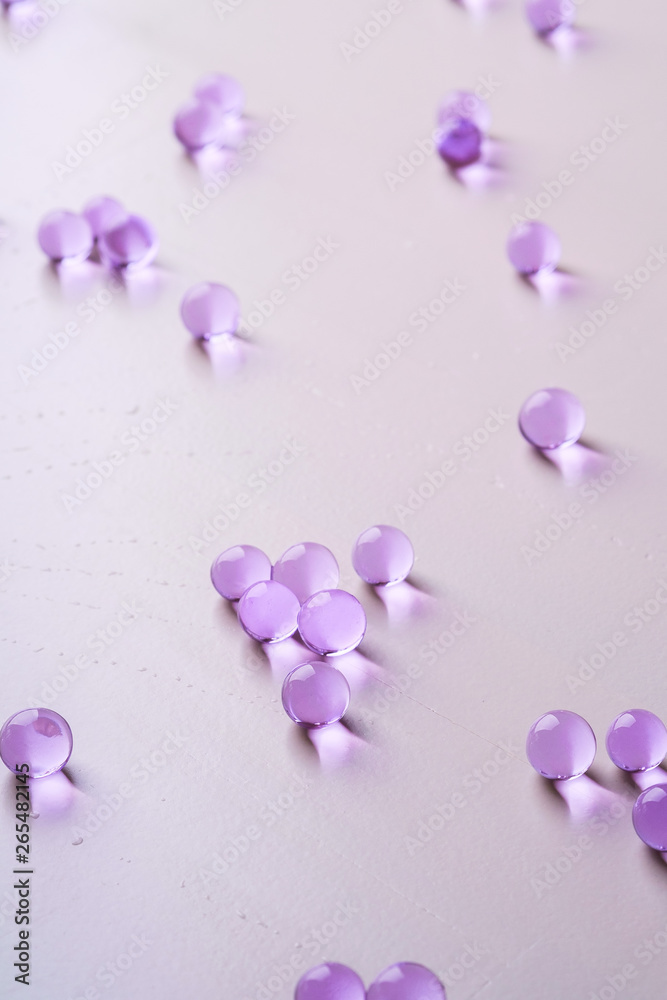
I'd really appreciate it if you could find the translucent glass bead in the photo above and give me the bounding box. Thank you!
[82,196,127,240]
[238,580,300,643]
[437,118,483,168]
[298,590,367,656]
[633,784,667,852]
[519,388,585,450]
[438,90,491,132]
[98,214,158,271]
[180,282,240,340]
[295,963,365,1000]
[606,710,667,772]
[352,525,413,586]
[526,710,596,779]
[173,98,228,152]
[507,221,561,275]
[37,210,93,264]
[194,73,244,117]
[367,963,447,1000]
[0,708,73,778]
[210,545,272,601]
[282,662,351,728]
[272,542,340,604]
[526,0,575,35]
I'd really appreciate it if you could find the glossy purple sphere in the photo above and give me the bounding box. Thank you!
[0,709,73,778]
[210,545,272,601]
[298,590,367,657]
[194,73,244,117]
[606,710,667,772]
[438,90,491,132]
[526,0,575,34]
[173,98,228,151]
[367,963,447,1000]
[272,542,340,604]
[37,210,93,264]
[507,221,561,276]
[238,580,300,643]
[282,662,351,728]
[295,963,365,1000]
[633,784,667,852]
[352,525,414,586]
[98,214,158,271]
[82,196,127,240]
[519,387,585,450]
[180,282,241,340]
[527,710,596,780]
[437,118,483,168]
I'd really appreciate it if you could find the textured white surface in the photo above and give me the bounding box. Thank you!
[1,0,667,998]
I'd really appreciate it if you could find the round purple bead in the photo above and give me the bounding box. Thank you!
[298,590,367,657]
[526,0,575,34]
[82,196,127,240]
[238,580,300,644]
[519,387,585,450]
[295,963,365,1000]
[272,542,340,604]
[606,710,667,772]
[282,662,351,728]
[98,214,158,271]
[507,221,561,276]
[438,90,491,132]
[437,118,483,168]
[210,545,272,601]
[633,784,667,852]
[37,210,93,264]
[0,708,73,778]
[352,525,414,586]
[526,710,596,780]
[194,73,244,117]
[173,97,228,152]
[367,963,447,1000]
[181,282,240,340]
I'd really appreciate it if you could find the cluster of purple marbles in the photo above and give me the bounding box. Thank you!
[527,709,667,852]
[211,526,414,729]
[295,960,446,1000]
[174,73,245,153]
[37,196,158,272]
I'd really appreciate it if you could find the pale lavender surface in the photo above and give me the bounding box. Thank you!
[238,579,300,643]
[97,214,158,270]
[506,221,561,275]
[272,542,340,604]
[526,710,596,779]
[210,544,272,601]
[367,963,447,1000]
[0,709,73,778]
[298,590,366,656]
[518,388,585,449]
[173,97,228,151]
[281,662,351,728]
[180,281,241,339]
[437,119,483,168]
[606,709,667,772]
[438,90,491,132]
[82,195,127,239]
[194,73,245,117]
[525,0,575,35]
[352,525,414,586]
[632,784,667,852]
[36,209,93,263]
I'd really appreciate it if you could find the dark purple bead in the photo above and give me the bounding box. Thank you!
[437,118,483,168]
[526,0,575,35]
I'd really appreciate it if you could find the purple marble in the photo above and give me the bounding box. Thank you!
[282,662,351,728]
[298,590,366,657]
[437,118,483,168]
[606,710,667,772]
[507,221,561,276]
[98,214,158,271]
[173,97,228,152]
[526,710,596,780]
[194,73,244,117]
[526,0,575,34]
[82,196,127,240]
[633,783,667,852]
[352,525,414,586]
[518,387,585,450]
[210,545,272,601]
[181,282,240,340]
[0,708,73,778]
[295,963,365,1000]
[37,210,93,264]
[367,963,447,1000]
[238,580,300,643]
[272,542,340,604]
[438,90,491,132]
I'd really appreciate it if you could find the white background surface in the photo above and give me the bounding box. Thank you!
[2,0,667,997]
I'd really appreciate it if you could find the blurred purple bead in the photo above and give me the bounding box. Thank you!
[633,783,667,851]
[173,98,228,152]
[98,214,158,271]
[367,963,447,1000]
[82,196,127,240]
[606,710,667,772]
[37,210,93,264]
[352,525,414,586]
[194,73,244,117]
[526,0,575,35]
[272,543,340,604]
[238,580,300,643]
[0,708,73,778]
[526,710,596,780]
[298,590,367,657]
[282,662,351,728]
[437,118,483,168]
[507,221,560,275]
[181,282,240,340]
[519,387,585,450]
[210,545,272,601]
[438,90,491,132]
